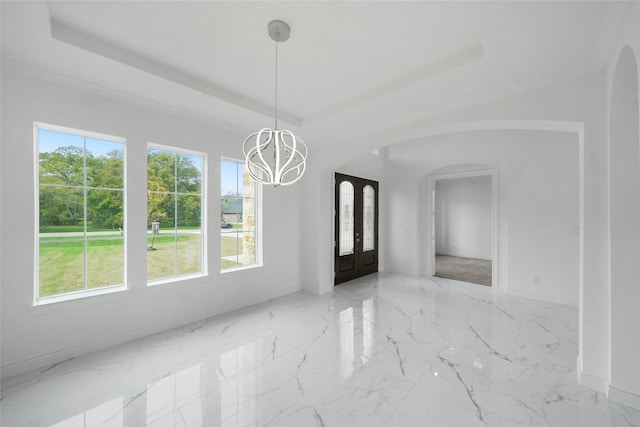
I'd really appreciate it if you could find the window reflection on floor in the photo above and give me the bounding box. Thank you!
[51,396,124,427]
[339,307,355,381]
[362,297,375,364]
[146,363,202,425]
[220,340,258,426]
[339,297,378,381]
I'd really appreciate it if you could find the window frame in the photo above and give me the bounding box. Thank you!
[220,157,263,274]
[146,143,208,285]
[34,122,127,305]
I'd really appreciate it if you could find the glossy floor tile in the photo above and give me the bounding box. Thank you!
[2,274,639,426]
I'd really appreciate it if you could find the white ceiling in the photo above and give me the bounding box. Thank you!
[1,1,611,147]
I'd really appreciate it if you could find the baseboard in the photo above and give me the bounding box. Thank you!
[609,385,640,410]
[1,283,302,379]
[435,251,492,261]
[508,287,578,307]
[577,357,609,393]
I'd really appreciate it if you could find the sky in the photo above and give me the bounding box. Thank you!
[221,159,244,196]
[38,128,123,157]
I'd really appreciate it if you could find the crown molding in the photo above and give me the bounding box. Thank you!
[1,58,253,136]
[49,19,302,128]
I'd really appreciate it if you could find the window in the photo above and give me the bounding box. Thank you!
[339,181,354,256]
[36,124,125,300]
[363,185,375,251]
[147,145,205,282]
[221,159,260,270]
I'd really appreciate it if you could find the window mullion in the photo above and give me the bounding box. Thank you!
[237,163,241,265]
[83,136,88,291]
[174,153,178,277]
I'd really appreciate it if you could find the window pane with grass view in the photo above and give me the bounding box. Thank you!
[147,146,204,281]
[221,159,258,270]
[37,126,125,298]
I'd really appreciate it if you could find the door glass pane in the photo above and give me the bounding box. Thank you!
[363,185,375,251]
[339,181,354,256]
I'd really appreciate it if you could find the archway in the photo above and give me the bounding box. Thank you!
[609,45,640,403]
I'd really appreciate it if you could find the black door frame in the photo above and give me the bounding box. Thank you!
[334,173,379,285]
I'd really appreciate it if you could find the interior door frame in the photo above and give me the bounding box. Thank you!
[427,168,499,288]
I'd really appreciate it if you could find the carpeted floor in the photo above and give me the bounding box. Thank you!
[435,254,492,286]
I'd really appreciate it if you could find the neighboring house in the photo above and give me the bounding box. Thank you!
[222,199,242,223]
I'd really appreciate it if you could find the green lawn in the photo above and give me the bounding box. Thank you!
[147,235,202,280]
[39,224,115,233]
[221,235,242,269]
[39,224,201,233]
[38,233,244,296]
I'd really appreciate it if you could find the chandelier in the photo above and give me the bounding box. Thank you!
[243,20,307,187]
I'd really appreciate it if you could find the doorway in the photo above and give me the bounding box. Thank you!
[429,170,498,287]
[334,173,379,285]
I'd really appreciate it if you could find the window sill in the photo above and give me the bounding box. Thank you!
[147,272,207,287]
[33,285,127,307]
[221,264,263,275]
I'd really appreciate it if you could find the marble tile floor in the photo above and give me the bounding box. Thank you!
[2,273,639,427]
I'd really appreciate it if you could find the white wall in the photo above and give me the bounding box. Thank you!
[605,3,640,408]
[336,151,385,182]
[434,175,492,260]
[0,63,303,378]
[384,130,579,305]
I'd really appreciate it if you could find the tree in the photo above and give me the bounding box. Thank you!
[39,145,84,186]
[39,186,82,227]
[39,146,84,228]
[147,151,201,227]
[39,145,124,229]
[86,149,124,228]
[38,146,201,230]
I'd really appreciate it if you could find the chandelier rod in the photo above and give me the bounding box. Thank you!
[274,34,278,129]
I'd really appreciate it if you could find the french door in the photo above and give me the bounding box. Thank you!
[334,173,379,285]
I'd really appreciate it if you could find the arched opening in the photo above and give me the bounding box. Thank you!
[609,45,640,400]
